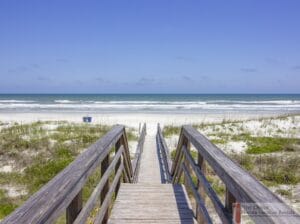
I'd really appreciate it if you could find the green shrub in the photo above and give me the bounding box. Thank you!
[163,126,180,137]
[275,189,292,197]
[246,137,299,154]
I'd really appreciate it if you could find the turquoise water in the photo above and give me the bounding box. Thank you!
[0,94,299,114]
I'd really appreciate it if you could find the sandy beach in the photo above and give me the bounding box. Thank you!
[0,111,290,135]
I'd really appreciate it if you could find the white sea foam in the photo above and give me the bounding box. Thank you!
[0,100,300,113]
[0,100,35,103]
[54,100,78,104]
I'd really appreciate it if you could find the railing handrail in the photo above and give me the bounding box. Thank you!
[158,124,300,224]
[2,124,146,224]
[132,123,147,183]
[156,123,172,182]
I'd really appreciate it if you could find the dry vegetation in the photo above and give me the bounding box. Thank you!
[0,121,138,219]
[164,114,300,213]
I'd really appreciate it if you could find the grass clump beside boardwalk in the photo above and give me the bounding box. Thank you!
[245,137,299,154]
[163,126,181,138]
[230,153,300,186]
[163,115,300,204]
[0,121,138,219]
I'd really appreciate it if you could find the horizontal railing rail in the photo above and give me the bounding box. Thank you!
[132,123,147,183]
[2,124,146,224]
[156,124,172,183]
[158,124,300,224]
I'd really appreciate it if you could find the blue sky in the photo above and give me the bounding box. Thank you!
[0,0,299,93]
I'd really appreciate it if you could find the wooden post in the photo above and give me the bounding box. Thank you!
[183,136,191,187]
[66,190,82,224]
[196,153,206,224]
[225,188,241,224]
[101,154,110,224]
[115,138,122,195]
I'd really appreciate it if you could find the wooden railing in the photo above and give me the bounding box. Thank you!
[157,124,172,183]
[157,124,300,224]
[2,124,146,224]
[132,124,146,183]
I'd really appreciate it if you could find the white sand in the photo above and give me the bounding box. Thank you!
[0,185,27,198]
[0,112,279,133]
[0,165,13,173]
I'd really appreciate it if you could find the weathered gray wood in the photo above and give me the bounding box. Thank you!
[120,130,133,178]
[132,123,146,182]
[172,148,184,184]
[101,152,110,224]
[181,164,213,224]
[115,139,122,195]
[196,151,206,224]
[157,124,172,182]
[109,183,197,224]
[66,190,82,224]
[138,132,161,183]
[74,147,124,224]
[182,136,191,190]
[171,127,184,175]
[2,125,126,224]
[181,125,300,224]
[182,145,232,224]
[225,188,236,214]
[95,162,124,224]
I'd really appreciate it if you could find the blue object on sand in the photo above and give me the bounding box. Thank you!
[83,116,92,123]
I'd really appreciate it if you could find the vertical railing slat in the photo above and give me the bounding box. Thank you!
[115,138,122,195]
[183,136,191,188]
[101,154,110,224]
[225,188,241,224]
[66,190,83,224]
[197,153,206,224]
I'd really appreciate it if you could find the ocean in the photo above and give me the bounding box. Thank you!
[0,94,300,114]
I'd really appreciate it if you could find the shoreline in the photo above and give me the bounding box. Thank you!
[0,111,296,134]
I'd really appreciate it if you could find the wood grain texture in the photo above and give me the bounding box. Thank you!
[181,164,212,224]
[1,125,126,224]
[181,125,300,224]
[66,190,82,224]
[138,133,162,184]
[95,161,124,224]
[157,124,172,182]
[132,123,146,183]
[73,147,124,224]
[108,183,197,224]
[182,145,232,224]
[3,124,299,224]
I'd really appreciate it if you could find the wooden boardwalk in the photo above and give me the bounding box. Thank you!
[109,134,196,224]
[3,124,300,224]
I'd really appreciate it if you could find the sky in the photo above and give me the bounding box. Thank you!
[0,0,300,94]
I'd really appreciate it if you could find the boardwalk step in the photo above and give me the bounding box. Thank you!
[109,183,197,224]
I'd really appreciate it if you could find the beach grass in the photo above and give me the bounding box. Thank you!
[163,114,300,208]
[230,153,300,186]
[0,121,138,219]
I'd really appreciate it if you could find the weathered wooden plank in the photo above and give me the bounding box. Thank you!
[95,161,124,223]
[157,124,172,182]
[138,134,161,183]
[132,123,146,182]
[115,139,122,195]
[182,125,300,223]
[101,151,110,224]
[66,190,82,224]
[196,150,206,224]
[181,164,213,224]
[74,147,124,224]
[182,145,232,224]
[109,183,196,223]
[109,220,197,224]
[2,125,126,224]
